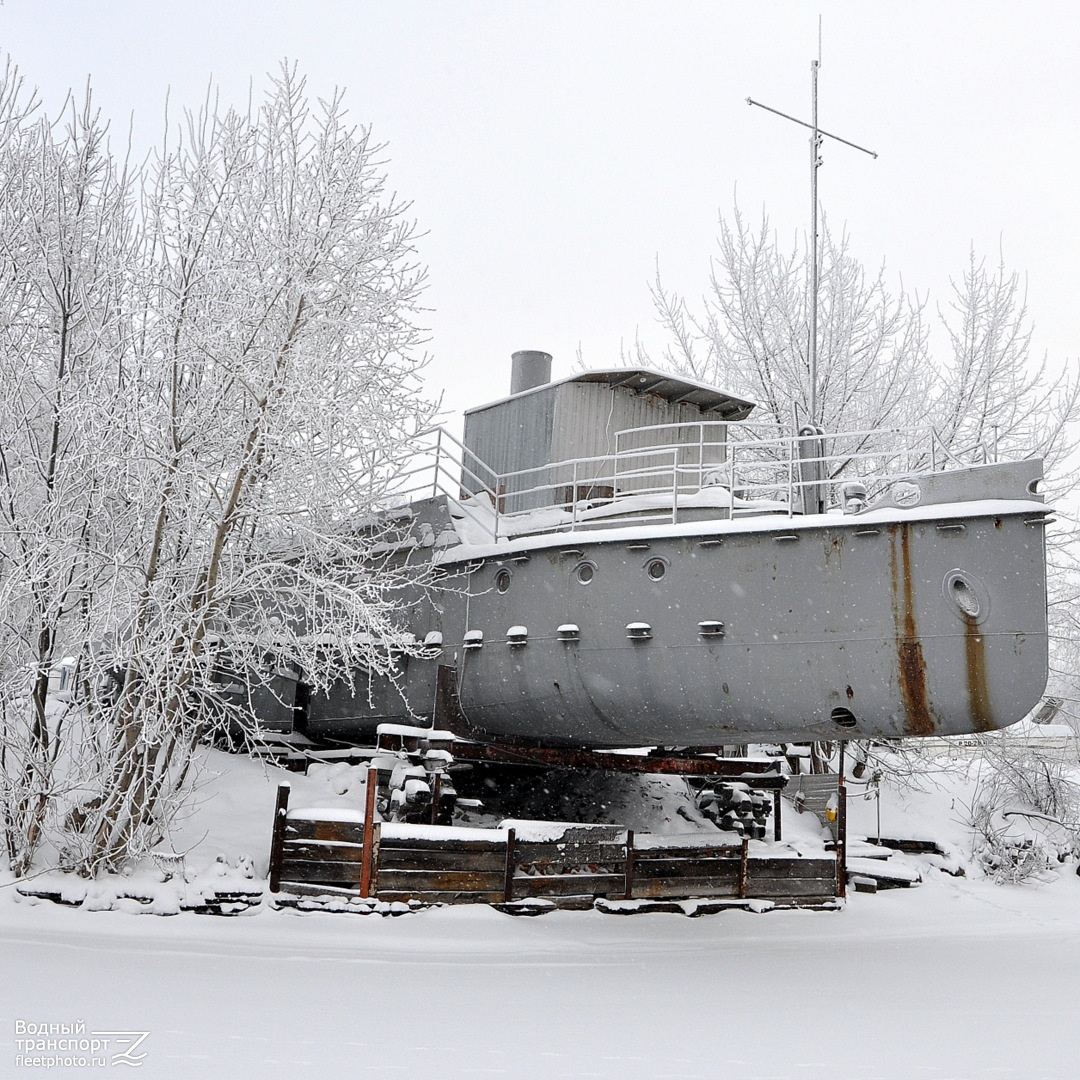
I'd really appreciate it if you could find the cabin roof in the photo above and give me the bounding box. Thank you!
[464,367,756,421]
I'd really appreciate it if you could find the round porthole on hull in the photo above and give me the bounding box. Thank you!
[574,561,596,585]
[942,569,990,624]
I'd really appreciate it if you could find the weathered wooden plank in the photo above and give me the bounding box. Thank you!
[633,845,743,861]
[515,840,627,866]
[376,889,504,906]
[378,837,509,854]
[512,873,625,898]
[377,847,508,872]
[285,818,366,845]
[360,770,378,899]
[276,880,363,898]
[631,877,741,900]
[267,782,291,893]
[633,858,743,880]
[751,878,837,898]
[282,840,365,862]
[503,828,517,903]
[375,869,508,893]
[277,860,364,886]
[748,859,837,878]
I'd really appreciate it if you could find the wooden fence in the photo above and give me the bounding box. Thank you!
[268,782,838,909]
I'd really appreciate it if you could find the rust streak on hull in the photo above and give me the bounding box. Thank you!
[890,524,936,736]
[964,615,996,732]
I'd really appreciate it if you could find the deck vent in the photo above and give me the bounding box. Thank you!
[626,622,652,640]
[557,624,580,642]
[463,630,484,650]
[841,482,868,514]
[697,620,725,638]
[506,625,528,647]
[830,707,858,729]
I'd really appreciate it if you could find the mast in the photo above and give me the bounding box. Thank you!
[809,58,821,426]
[747,45,876,427]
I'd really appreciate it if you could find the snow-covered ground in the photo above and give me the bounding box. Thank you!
[3,748,1080,1079]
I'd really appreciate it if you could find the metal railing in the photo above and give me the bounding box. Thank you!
[388,420,995,545]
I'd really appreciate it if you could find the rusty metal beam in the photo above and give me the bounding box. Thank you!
[449,739,787,783]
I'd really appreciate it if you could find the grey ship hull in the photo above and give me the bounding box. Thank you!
[304,483,1050,748]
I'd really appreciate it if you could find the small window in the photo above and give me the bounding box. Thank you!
[646,558,667,581]
[495,568,512,594]
[574,561,596,585]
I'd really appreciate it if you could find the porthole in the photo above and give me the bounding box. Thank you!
[942,569,990,624]
[495,568,512,594]
[574,561,596,585]
[646,558,667,581]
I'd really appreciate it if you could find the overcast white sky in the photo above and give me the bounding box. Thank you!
[2,1,1077,420]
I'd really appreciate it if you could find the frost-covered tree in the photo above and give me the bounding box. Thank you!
[638,205,1078,477]
[638,205,933,439]
[0,62,437,877]
[935,249,1079,494]
[0,66,134,875]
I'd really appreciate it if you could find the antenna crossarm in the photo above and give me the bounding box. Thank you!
[746,97,877,158]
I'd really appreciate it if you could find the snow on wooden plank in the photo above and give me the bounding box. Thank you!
[500,820,627,843]
[285,818,366,845]
[379,822,509,844]
[377,890,505,906]
[275,880,364,899]
[633,843,744,860]
[289,806,367,824]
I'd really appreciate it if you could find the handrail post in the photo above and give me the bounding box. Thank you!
[670,448,678,524]
[699,422,706,490]
[432,427,442,500]
[728,436,736,518]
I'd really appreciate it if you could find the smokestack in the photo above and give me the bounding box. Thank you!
[510,350,552,395]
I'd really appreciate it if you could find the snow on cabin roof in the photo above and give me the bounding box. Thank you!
[464,367,756,420]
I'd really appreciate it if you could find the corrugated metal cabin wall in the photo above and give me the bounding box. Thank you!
[550,384,728,495]
[461,387,557,511]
